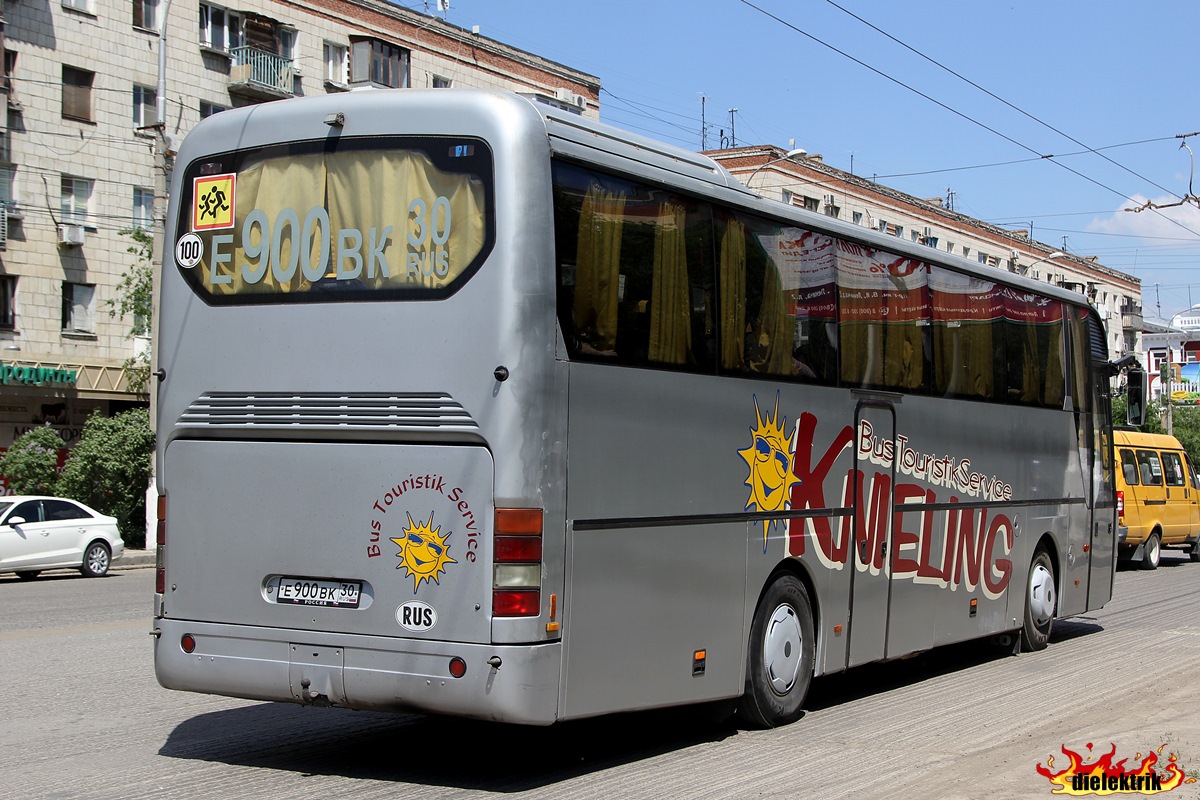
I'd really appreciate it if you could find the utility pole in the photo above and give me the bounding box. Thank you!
[728,108,737,148]
[700,94,707,150]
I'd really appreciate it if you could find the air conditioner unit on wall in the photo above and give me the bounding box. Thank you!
[58,224,84,246]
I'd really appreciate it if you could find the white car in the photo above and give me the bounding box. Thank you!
[0,496,124,579]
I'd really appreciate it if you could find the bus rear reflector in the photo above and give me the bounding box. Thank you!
[495,535,542,563]
[492,508,542,617]
[493,589,540,617]
[1117,490,1124,521]
[495,508,542,535]
[155,495,167,595]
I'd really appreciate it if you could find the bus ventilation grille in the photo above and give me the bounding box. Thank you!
[177,392,479,432]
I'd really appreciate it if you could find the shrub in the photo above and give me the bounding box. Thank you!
[57,409,154,548]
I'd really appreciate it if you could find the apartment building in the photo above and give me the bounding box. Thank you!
[0,0,598,450]
[709,145,1144,363]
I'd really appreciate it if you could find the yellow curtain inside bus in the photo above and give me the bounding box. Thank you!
[572,185,625,354]
[648,203,691,364]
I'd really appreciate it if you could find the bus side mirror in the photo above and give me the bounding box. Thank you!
[1126,369,1147,428]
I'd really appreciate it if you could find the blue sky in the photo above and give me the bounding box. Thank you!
[407,0,1200,321]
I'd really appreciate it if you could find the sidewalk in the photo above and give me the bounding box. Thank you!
[113,548,155,570]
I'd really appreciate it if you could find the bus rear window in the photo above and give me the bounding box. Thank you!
[174,137,494,304]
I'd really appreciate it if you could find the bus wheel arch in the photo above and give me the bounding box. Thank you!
[1020,539,1057,652]
[738,566,816,728]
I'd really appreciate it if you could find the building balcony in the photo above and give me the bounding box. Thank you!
[228,47,294,100]
[1121,303,1143,330]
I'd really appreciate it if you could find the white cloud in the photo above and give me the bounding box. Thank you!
[1087,194,1200,241]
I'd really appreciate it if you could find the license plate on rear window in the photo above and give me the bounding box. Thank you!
[275,577,361,608]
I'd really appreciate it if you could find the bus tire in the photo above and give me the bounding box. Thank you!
[1021,548,1056,652]
[738,574,814,728]
[1140,532,1161,570]
[1190,541,1200,563]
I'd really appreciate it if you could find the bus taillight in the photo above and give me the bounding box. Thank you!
[155,494,167,594]
[1116,489,1124,521]
[493,508,542,617]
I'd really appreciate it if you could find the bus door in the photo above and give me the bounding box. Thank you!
[847,399,896,667]
[1086,369,1116,609]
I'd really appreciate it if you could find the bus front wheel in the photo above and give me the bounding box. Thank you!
[1021,548,1056,652]
[738,574,814,728]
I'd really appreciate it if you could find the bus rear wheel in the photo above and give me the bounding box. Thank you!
[1140,532,1161,570]
[1021,548,1056,652]
[738,573,814,728]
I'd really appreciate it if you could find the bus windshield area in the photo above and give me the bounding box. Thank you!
[175,137,494,304]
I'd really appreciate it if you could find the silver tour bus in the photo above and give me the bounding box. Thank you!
[154,89,1132,727]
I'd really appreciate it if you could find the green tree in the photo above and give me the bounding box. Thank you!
[106,228,154,394]
[0,425,64,495]
[57,409,154,547]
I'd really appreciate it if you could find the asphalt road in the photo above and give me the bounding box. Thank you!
[4,556,1200,799]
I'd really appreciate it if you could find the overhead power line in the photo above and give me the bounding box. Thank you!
[735,0,1200,243]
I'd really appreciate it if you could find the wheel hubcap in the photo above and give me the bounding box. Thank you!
[1028,563,1055,627]
[762,603,803,695]
[88,547,108,573]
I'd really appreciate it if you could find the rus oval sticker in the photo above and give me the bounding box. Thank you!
[397,601,437,632]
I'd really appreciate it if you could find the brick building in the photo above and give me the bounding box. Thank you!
[0,0,598,453]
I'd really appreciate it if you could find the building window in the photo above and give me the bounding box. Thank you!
[781,189,793,206]
[350,39,409,88]
[323,42,347,85]
[0,165,16,207]
[4,50,19,106]
[61,176,93,227]
[432,74,452,88]
[852,211,863,225]
[893,225,904,238]
[0,276,15,330]
[62,0,94,13]
[199,3,242,52]
[199,100,227,118]
[801,196,819,212]
[133,0,158,29]
[62,66,94,122]
[962,246,971,259]
[978,252,989,264]
[825,203,840,219]
[275,27,297,60]
[133,187,154,230]
[62,282,96,334]
[133,84,157,128]
[946,242,955,254]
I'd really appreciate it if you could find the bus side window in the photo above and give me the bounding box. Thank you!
[1120,449,1139,485]
[1187,454,1200,489]
[1162,451,1187,487]
[1137,450,1163,486]
[551,161,715,372]
[716,211,837,386]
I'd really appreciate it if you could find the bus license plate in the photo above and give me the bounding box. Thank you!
[276,577,361,608]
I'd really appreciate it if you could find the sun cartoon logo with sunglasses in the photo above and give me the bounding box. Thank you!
[391,511,457,592]
[738,394,800,553]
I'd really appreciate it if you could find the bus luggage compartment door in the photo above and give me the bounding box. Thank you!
[161,440,495,645]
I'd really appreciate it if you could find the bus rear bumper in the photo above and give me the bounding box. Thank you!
[153,618,562,725]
